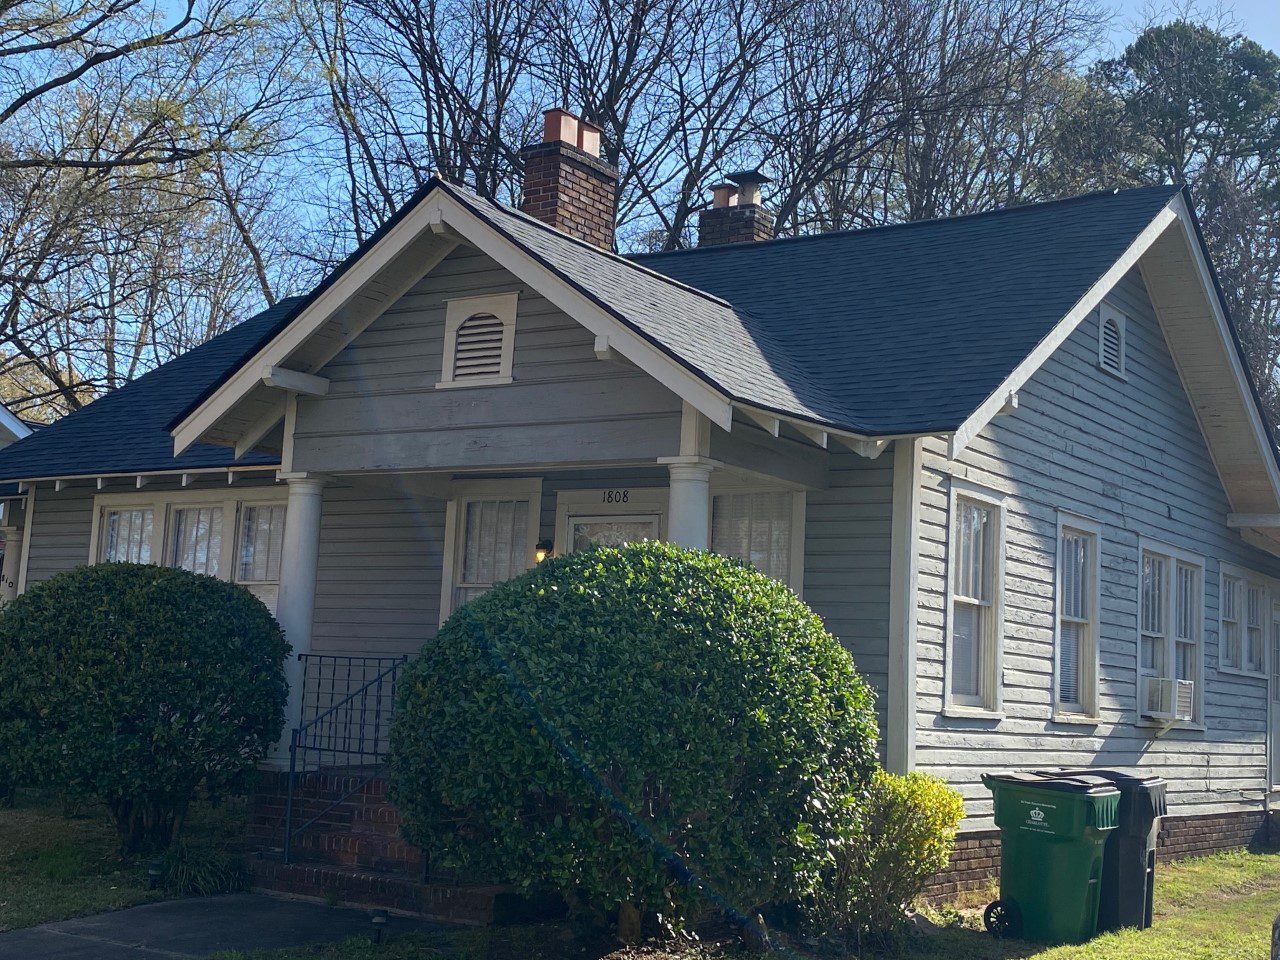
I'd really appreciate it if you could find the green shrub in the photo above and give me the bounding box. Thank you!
[808,771,965,942]
[0,563,288,854]
[389,541,879,928]
[160,842,247,895]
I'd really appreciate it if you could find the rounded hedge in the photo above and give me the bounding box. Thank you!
[388,541,879,924]
[0,563,288,852]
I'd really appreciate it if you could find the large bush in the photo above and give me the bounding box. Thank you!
[389,541,879,928]
[808,771,965,941]
[0,563,288,853]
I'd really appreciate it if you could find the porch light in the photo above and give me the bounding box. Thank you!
[535,539,554,563]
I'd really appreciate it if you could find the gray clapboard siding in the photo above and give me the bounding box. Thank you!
[914,267,1280,827]
[23,486,93,584]
[293,246,684,474]
[805,451,895,732]
[310,480,446,658]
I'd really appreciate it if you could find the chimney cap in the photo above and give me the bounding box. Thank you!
[726,169,773,187]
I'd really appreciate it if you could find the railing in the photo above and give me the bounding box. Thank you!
[283,654,409,862]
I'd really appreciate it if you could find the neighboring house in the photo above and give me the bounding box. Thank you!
[1,108,1278,896]
[0,402,32,596]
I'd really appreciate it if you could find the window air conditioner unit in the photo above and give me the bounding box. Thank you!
[1142,675,1194,723]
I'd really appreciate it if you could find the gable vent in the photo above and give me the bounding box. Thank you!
[452,313,506,380]
[1099,309,1125,377]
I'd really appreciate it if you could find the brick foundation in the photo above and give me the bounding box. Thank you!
[925,808,1271,900]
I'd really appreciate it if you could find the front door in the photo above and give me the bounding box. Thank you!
[1270,600,1280,787]
[555,487,667,555]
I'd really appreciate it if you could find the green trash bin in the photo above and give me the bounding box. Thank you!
[982,771,1119,944]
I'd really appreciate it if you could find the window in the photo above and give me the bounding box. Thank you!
[1056,515,1100,717]
[1098,304,1126,377]
[101,508,154,563]
[438,292,518,387]
[1139,541,1203,723]
[441,480,542,621]
[947,485,1004,712]
[92,492,287,612]
[710,491,803,587]
[237,504,287,583]
[169,506,223,576]
[1220,564,1270,678]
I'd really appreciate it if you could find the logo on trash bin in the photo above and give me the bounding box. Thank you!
[1029,807,1045,823]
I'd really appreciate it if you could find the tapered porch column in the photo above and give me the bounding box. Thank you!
[0,525,22,603]
[661,457,716,550]
[271,474,327,765]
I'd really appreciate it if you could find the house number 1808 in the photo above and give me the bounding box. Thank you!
[602,489,630,503]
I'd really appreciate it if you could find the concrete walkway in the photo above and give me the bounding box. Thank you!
[0,893,439,958]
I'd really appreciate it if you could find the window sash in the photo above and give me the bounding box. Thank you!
[710,491,794,585]
[102,508,154,564]
[169,506,223,577]
[237,504,287,584]
[949,494,999,708]
[1140,546,1203,722]
[1057,526,1094,712]
[455,498,531,606]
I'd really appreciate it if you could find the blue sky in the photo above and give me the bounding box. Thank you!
[1106,0,1280,53]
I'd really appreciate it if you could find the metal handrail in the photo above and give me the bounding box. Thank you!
[283,654,408,862]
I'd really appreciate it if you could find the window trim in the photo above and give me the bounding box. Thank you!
[1136,536,1205,728]
[438,477,542,624]
[1053,511,1102,722]
[944,479,1006,716]
[89,488,288,588]
[436,291,518,389]
[1220,561,1271,679]
[1097,302,1128,380]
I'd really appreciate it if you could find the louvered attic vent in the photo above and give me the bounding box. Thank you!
[1099,309,1125,377]
[452,313,506,380]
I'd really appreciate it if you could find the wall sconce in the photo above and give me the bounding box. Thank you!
[535,539,554,563]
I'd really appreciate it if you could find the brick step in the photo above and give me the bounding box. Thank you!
[284,829,423,874]
[248,858,561,927]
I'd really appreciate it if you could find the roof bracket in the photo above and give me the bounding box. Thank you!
[741,408,781,437]
[998,391,1019,416]
[792,423,829,449]
[261,365,329,397]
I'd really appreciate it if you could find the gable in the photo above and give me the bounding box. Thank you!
[289,246,685,474]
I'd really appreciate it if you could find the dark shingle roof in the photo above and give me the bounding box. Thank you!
[0,298,301,481]
[0,182,1181,481]
[630,184,1182,434]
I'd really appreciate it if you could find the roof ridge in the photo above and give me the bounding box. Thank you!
[435,178,738,311]
[630,184,1180,261]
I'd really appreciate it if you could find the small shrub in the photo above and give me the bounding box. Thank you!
[160,842,247,896]
[0,563,288,854]
[389,542,879,929]
[809,771,965,942]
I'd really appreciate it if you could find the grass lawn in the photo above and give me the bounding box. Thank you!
[0,788,247,932]
[213,848,1280,960]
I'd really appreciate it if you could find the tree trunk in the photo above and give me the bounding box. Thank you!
[617,902,642,944]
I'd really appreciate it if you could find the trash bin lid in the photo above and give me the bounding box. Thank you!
[1035,768,1165,791]
[982,770,1119,796]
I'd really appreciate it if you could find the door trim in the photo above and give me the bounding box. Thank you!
[554,487,667,556]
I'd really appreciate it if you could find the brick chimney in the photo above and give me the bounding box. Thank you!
[697,170,775,246]
[520,108,618,249]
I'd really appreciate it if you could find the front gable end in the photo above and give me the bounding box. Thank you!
[289,245,684,474]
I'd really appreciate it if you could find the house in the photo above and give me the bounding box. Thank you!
[1,107,1277,904]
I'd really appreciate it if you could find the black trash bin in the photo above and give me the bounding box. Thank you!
[1037,768,1167,931]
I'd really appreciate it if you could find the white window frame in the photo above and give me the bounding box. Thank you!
[1136,537,1205,728]
[1220,561,1271,679]
[438,477,542,624]
[1097,302,1127,379]
[707,479,806,594]
[1054,512,1102,722]
[436,291,519,389]
[89,487,288,587]
[943,479,1006,717]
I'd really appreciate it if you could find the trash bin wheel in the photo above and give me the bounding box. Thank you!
[984,899,1022,939]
